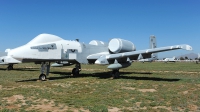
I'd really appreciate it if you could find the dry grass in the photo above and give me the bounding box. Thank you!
[0,62,200,111]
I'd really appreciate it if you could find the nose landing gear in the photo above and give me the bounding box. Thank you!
[39,62,50,81]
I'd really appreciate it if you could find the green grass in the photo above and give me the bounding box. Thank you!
[0,62,200,111]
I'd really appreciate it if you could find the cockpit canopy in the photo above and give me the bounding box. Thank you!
[27,34,64,45]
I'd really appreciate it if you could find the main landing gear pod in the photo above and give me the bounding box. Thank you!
[108,62,132,79]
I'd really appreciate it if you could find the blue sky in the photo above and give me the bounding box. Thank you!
[0,0,199,58]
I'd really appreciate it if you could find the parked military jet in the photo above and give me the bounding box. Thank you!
[0,50,21,70]
[163,57,177,63]
[8,34,192,80]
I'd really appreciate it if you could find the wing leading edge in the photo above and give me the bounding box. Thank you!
[95,44,192,64]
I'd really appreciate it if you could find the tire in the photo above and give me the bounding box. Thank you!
[72,68,79,77]
[39,74,46,81]
[112,70,120,79]
[7,65,13,70]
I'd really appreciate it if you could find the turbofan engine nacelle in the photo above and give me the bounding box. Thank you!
[108,38,136,54]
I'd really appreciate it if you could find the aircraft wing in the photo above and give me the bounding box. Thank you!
[95,44,192,64]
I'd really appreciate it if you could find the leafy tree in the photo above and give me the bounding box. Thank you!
[180,57,184,60]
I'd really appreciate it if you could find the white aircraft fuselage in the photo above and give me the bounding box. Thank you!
[8,34,139,66]
[8,37,109,64]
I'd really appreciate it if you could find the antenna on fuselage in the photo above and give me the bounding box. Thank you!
[75,39,79,42]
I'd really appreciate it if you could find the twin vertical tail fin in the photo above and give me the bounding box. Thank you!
[149,35,157,49]
[150,35,158,59]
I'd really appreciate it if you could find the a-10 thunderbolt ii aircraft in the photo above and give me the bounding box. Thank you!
[7,34,192,80]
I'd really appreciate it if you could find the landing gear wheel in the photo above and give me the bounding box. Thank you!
[111,70,120,79]
[7,65,13,70]
[39,74,46,81]
[72,68,80,77]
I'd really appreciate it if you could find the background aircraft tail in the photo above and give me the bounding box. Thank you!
[150,35,158,59]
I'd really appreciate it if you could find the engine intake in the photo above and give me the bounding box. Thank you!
[108,38,136,53]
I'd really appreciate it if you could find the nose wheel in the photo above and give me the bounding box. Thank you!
[39,74,46,81]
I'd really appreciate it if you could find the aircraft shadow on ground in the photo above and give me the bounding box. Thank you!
[14,68,39,71]
[119,76,180,82]
[91,72,180,82]
[0,68,7,70]
[0,68,39,71]
[16,78,39,82]
[16,71,180,82]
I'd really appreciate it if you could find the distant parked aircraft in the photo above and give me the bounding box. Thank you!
[0,49,21,70]
[163,57,177,63]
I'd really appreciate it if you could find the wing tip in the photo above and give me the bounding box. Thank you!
[182,45,193,50]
